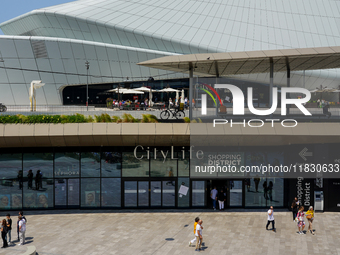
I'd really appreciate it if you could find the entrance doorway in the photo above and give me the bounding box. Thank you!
[123,180,176,208]
[208,180,243,209]
[55,178,80,208]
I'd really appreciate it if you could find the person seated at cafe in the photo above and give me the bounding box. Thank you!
[169,98,173,108]
[144,99,148,110]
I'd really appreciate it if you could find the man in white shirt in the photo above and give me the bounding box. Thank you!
[210,187,218,210]
[266,206,275,232]
[195,220,203,251]
[18,216,26,245]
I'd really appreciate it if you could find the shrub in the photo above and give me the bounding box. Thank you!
[95,113,112,123]
[122,113,139,123]
[141,114,158,123]
[183,117,190,123]
[112,116,121,123]
[0,113,160,124]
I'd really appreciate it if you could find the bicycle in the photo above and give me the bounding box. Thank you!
[160,107,185,120]
[0,103,7,112]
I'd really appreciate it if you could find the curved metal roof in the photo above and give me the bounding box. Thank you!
[138,46,340,76]
[1,0,340,55]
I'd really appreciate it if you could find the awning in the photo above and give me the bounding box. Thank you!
[138,46,340,76]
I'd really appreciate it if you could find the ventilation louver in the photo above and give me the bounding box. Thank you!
[31,40,48,58]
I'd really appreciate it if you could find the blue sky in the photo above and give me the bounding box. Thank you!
[0,0,73,34]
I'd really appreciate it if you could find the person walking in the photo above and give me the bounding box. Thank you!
[27,170,33,190]
[189,217,200,247]
[263,181,268,200]
[254,176,260,192]
[297,206,305,234]
[218,189,226,211]
[291,197,300,222]
[18,216,26,246]
[17,211,27,242]
[195,220,203,252]
[245,174,251,192]
[35,170,41,190]
[5,214,11,245]
[17,170,23,190]
[268,181,273,201]
[1,219,8,248]
[210,187,218,210]
[266,206,275,232]
[306,206,315,235]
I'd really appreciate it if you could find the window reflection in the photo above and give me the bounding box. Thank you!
[55,152,80,177]
[81,152,100,177]
[23,153,53,178]
[0,154,22,179]
[178,151,189,177]
[101,178,121,207]
[122,151,149,177]
[101,152,121,177]
[151,150,177,177]
[81,178,100,207]
[23,179,53,209]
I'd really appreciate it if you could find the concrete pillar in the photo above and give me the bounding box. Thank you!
[269,58,274,107]
[189,64,194,119]
[287,64,291,115]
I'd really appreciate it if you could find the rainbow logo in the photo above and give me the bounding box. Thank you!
[198,83,223,106]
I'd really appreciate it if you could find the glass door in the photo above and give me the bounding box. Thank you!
[151,181,161,207]
[68,179,79,208]
[162,181,175,207]
[229,180,242,207]
[138,181,149,207]
[55,179,79,208]
[124,181,137,207]
[55,179,67,208]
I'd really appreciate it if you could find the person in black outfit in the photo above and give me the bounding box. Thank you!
[323,101,331,118]
[6,214,12,245]
[268,181,273,201]
[27,170,33,190]
[291,197,299,222]
[217,189,227,211]
[17,211,26,241]
[1,219,8,248]
[35,170,41,190]
[17,170,23,190]
[254,176,260,192]
[263,181,268,200]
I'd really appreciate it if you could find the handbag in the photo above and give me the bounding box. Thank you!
[306,214,312,220]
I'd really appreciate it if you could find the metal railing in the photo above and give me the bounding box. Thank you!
[0,104,189,119]
[1,104,340,121]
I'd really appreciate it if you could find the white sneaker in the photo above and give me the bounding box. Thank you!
[18,244,22,246]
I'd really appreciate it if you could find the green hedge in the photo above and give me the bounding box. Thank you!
[0,113,159,124]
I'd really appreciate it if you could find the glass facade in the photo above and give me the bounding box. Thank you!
[0,147,287,210]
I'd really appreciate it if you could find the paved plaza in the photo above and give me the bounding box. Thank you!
[0,209,339,255]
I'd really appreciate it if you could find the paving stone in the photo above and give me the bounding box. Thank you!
[0,210,338,254]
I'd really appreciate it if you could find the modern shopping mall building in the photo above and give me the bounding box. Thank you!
[0,0,340,212]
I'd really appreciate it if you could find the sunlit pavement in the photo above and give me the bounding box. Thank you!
[0,209,338,255]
